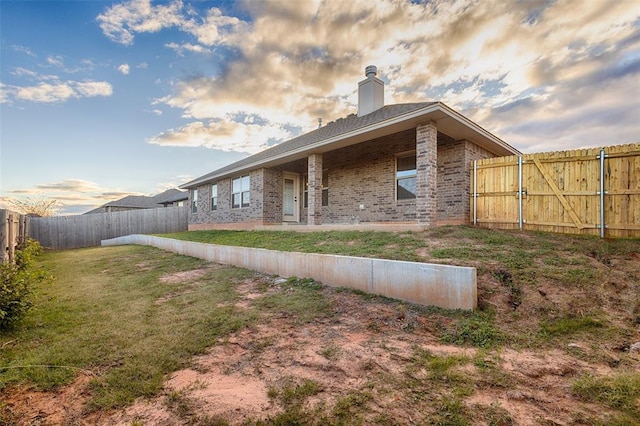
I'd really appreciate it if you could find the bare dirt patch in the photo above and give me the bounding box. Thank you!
[159,268,209,284]
[3,374,93,426]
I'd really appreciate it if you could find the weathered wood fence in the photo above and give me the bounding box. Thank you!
[471,143,640,238]
[0,209,29,263]
[28,206,188,250]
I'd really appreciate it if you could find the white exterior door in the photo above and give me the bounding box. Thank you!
[283,173,300,222]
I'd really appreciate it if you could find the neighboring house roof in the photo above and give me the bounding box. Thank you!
[84,189,187,214]
[156,189,188,205]
[181,102,520,189]
[103,195,160,209]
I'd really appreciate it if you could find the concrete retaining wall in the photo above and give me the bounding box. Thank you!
[101,235,477,310]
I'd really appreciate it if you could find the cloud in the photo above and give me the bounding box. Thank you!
[154,175,194,193]
[76,81,113,97]
[180,6,247,46]
[11,45,36,56]
[34,179,101,192]
[46,55,64,67]
[15,82,77,103]
[1,179,150,215]
[147,118,292,153]
[97,0,246,47]
[97,0,184,45]
[118,63,130,75]
[12,67,40,79]
[0,83,9,104]
[164,42,210,56]
[1,80,112,104]
[98,0,640,154]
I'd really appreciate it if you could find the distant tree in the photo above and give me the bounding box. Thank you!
[2,196,63,217]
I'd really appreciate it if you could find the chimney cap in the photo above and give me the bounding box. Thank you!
[365,65,377,78]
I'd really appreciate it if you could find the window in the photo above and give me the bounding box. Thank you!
[396,154,417,200]
[191,189,198,213]
[303,171,328,207]
[211,184,218,210]
[232,175,250,208]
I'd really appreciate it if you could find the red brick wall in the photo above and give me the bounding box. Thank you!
[188,128,498,227]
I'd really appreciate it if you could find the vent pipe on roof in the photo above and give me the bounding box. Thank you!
[358,65,384,117]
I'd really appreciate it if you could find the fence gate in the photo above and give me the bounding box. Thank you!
[471,143,640,238]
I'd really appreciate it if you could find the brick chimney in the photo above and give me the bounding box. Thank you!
[357,65,384,117]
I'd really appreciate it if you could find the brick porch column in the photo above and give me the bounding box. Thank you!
[307,153,323,225]
[416,122,438,225]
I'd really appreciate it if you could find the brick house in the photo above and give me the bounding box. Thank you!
[181,66,520,230]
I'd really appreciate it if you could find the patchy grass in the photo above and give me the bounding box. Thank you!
[439,311,503,349]
[539,315,604,338]
[0,246,257,409]
[163,226,639,352]
[268,377,324,408]
[572,372,640,418]
[253,277,333,324]
[2,226,639,425]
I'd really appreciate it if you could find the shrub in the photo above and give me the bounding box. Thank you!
[0,239,51,330]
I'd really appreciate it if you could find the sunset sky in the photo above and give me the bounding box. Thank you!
[1,0,639,214]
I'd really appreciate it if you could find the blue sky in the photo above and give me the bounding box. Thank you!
[1,0,639,215]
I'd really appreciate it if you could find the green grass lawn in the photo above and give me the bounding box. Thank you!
[0,245,257,409]
[162,225,638,265]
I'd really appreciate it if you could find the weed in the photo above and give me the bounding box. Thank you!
[165,389,194,418]
[250,337,276,354]
[0,400,17,426]
[572,372,640,415]
[197,416,230,426]
[254,278,332,323]
[432,247,474,260]
[440,312,502,348]
[257,405,321,426]
[332,390,372,422]
[539,315,604,338]
[426,397,471,425]
[409,347,470,383]
[473,402,514,425]
[319,344,341,361]
[270,377,323,408]
[473,354,514,389]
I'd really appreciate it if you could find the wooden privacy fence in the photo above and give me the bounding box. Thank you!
[0,209,29,263]
[28,206,188,250]
[471,143,640,238]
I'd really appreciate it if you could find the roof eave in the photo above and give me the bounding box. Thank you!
[181,103,519,188]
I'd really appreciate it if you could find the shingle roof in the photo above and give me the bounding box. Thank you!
[156,189,188,204]
[182,102,436,188]
[103,189,186,208]
[104,195,159,209]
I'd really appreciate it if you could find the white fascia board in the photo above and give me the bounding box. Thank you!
[436,103,521,156]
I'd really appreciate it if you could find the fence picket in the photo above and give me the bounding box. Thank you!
[28,207,188,250]
[470,143,640,238]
